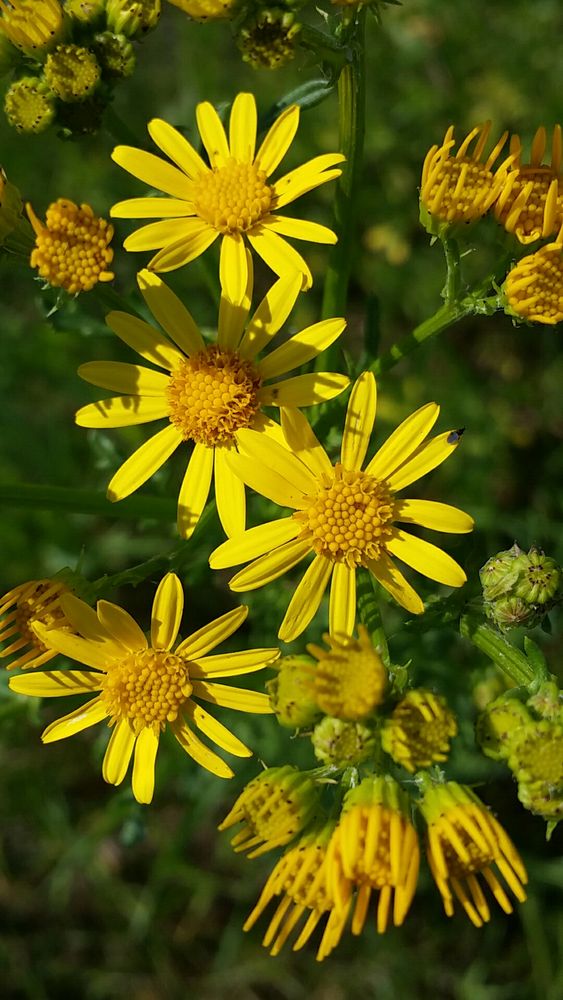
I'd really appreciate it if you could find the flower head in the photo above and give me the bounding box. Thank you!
[210,372,473,641]
[0,0,63,54]
[420,122,512,234]
[0,578,72,671]
[306,625,386,720]
[4,77,56,134]
[266,655,320,728]
[381,688,458,773]
[166,0,236,18]
[76,266,348,539]
[27,198,114,294]
[495,125,563,244]
[420,780,527,927]
[106,0,161,36]
[311,716,375,766]
[236,8,301,71]
[504,228,563,326]
[9,574,278,803]
[218,764,319,857]
[508,717,563,822]
[44,44,101,102]
[110,92,344,300]
[64,0,106,22]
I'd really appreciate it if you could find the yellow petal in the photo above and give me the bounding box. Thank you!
[61,593,114,643]
[225,449,306,509]
[9,670,103,697]
[214,445,246,538]
[209,518,300,570]
[196,100,230,168]
[329,563,356,637]
[78,361,170,397]
[97,600,148,650]
[229,93,257,162]
[76,396,171,429]
[254,104,300,176]
[272,154,345,209]
[280,407,333,478]
[365,402,440,480]
[235,428,317,494]
[148,225,218,272]
[385,430,464,492]
[151,572,184,650]
[266,215,337,243]
[107,425,183,501]
[177,442,214,540]
[238,270,302,360]
[132,725,160,804]
[247,227,312,290]
[123,217,201,252]
[229,538,311,592]
[106,310,184,371]
[111,145,194,199]
[33,623,118,671]
[278,555,333,642]
[260,372,350,408]
[147,117,208,178]
[184,700,252,757]
[190,647,279,679]
[395,499,474,534]
[111,197,195,219]
[258,318,346,380]
[367,553,425,615]
[341,371,376,471]
[137,269,205,356]
[192,680,273,713]
[177,605,248,659]
[41,695,108,743]
[386,529,467,587]
[249,412,288,447]
[102,719,135,786]
[220,232,249,308]
[218,250,253,351]
[172,715,234,778]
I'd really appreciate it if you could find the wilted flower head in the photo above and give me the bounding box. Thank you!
[381,688,457,773]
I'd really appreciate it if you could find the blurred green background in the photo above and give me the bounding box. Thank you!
[1,0,562,997]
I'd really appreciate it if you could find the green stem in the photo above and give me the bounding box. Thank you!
[316,10,366,369]
[369,301,473,376]
[0,483,176,521]
[460,613,534,687]
[443,237,462,304]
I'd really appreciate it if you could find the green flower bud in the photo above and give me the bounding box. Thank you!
[63,0,106,21]
[44,44,101,102]
[476,694,531,762]
[4,77,56,134]
[526,680,562,722]
[485,595,541,631]
[94,31,136,77]
[513,547,561,606]
[236,7,301,70]
[508,718,563,823]
[106,0,161,38]
[312,716,375,766]
[481,544,562,630]
[265,655,319,729]
[480,544,524,602]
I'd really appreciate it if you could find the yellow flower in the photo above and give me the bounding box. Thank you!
[166,0,236,19]
[76,266,348,539]
[504,227,563,325]
[0,0,63,54]
[420,122,512,232]
[0,578,72,671]
[420,781,528,927]
[325,776,420,935]
[495,125,563,244]
[44,44,101,102]
[9,573,278,804]
[306,625,386,720]
[27,198,114,294]
[4,77,56,134]
[210,372,473,642]
[110,92,344,302]
[381,688,458,773]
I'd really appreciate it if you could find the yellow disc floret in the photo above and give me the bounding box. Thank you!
[193,158,273,234]
[0,579,71,670]
[294,465,395,567]
[504,241,563,325]
[166,347,261,446]
[0,0,63,53]
[28,198,114,294]
[307,625,386,720]
[44,44,101,102]
[495,126,563,244]
[102,648,192,730]
[381,688,458,773]
[4,77,55,134]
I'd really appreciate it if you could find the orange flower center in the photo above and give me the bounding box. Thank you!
[102,648,192,730]
[166,346,262,446]
[293,465,395,567]
[193,157,273,233]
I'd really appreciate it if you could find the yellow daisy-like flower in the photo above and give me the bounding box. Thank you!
[0,0,63,53]
[27,198,115,294]
[8,573,278,804]
[76,265,348,539]
[210,372,474,642]
[110,92,344,302]
[0,578,72,671]
[306,625,387,720]
[419,781,528,927]
[420,122,512,231]
[495,125,563,244]
[504,226,563,325]
[380,688,458,773]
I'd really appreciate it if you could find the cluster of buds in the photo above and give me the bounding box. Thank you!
[0,0,160,136]
[480,543,561,631]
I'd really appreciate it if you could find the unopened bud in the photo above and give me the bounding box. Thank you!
[94,32,136,77]
[265,655,319,729]
[106,0,161,37]
[312,716,375,766]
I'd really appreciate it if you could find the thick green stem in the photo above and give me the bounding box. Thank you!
[369,302,473,376]
[0,483,176,521]
[443,237,462,304]
[460,614,534,687]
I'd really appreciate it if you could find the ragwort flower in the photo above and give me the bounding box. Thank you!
[210,372,473,642]
[495,125,563,244]
[28,198,114,294]
[0,0,63,54]
[0,578,72,671]
[76,265,348,539]
[110,92,343,302]
[381,688,458,773]
[9,573,278,804]
[504,226,563,325]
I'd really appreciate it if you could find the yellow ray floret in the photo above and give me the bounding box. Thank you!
[209,372,474,641]
[111,92,344,301]
[495,125,563,244]
[0,578,72,671]
[8,574,278,804]
[76,264,349,539]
